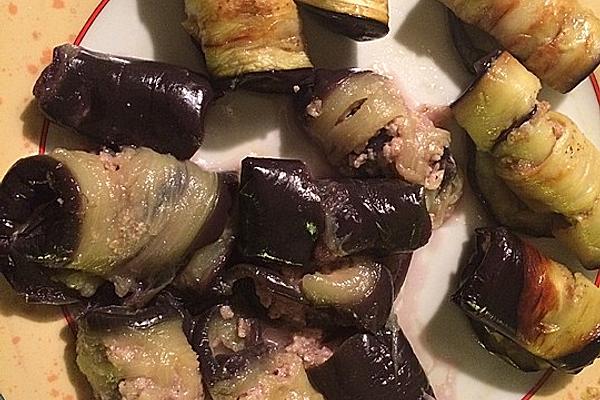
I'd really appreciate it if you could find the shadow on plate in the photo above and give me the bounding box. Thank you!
[136,0,205,72]
[60,324,95,400]
[21,100,44,148]
[299,9,358,70]
[395,0,472,91]
[0,276,63,323]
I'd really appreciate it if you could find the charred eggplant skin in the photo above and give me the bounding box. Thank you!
[239,157,431,267]
[453,227,600,373]
[34,44,214,159]
[296,1,389,41]
[308,322,435,400]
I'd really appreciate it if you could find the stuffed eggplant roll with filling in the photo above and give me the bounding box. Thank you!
[183,0,313,92]
[439,0,600,93]
[297,69,464,228]
[454,51,600,268]
[219,256,399,333]
[453,227,600,373]
[34,44,214,160]
[295,0,389,41]
[76,297,204,400]
[238,157,431,268]
[0,147,233,306]
[188,304,330,400]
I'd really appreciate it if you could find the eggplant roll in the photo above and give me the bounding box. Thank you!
[220,258,395,332]
[308,321,436,400]
[467,141,554,237]
[298,69,464,228]
[440,0,600,93]
[295,0,389,41]
[76,299,204,400]
[183,0,314,92]
[453,227,600,373]
[238,157,431,268]
[188,304,330,400]
[452,51,541,152]
[454,51,600,267]
[33,44,214,160]
[0,147,232,305]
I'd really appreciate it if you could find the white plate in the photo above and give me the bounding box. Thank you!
[35,0,600,399]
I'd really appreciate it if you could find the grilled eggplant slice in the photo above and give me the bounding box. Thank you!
[33,44,214,160]
[494,106,600,217]
[238,157,431,268]
[183,0,314,92]
[440,0,600,93]
[298,69,463,228]
[307,320,436,400]
[452,51,541,152]
[189,305,328,400]
[296,0,389,41]
[453,227,600,373]
[76,298,204,400]
[0,147,233,306]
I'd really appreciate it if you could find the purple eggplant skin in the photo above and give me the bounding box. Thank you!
[239,158,324,268]
[453,227,600,373]
[318,178,431,259]
[187,304,268,386]
[33,44,214,160]
[0,155,81,266]
[239,157,431,267]
[219,261,394,333]
[0,254,82,305]
[308,322,436,400]
[297,4,389,41]
[81,293,184,333]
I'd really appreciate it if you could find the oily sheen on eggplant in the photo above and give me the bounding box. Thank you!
[297,69,463,228]
[295,0,389,41]
[76,296,204,400]
[439,0,600,93]
[188,304,328,400]
[307,321,436,400]
[453,227,600,373]
[238,157,431,268]
[219,258,396,333]
[33,44,214,160]
[0,147,232,306]
[454,51,600,268]
[183,0,314,92]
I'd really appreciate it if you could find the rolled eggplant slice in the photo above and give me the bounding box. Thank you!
[183,0,314,92]
[296,0,389,41]
[307,321,436,400]
[221,259,395,333]
[188,305,328,400]
[467,141,554,237]
[76,298,204,400]
[33,44,214,160]
[0,147,231,305]
[238,157,431,268]
[553,205,600,269]
[453,227,600,373]
[298,69,463,227]
[452,51,541,152]
[440,0,600,93]
[494,107,600,217]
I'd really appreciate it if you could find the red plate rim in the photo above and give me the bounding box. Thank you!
[35,1,600,398]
